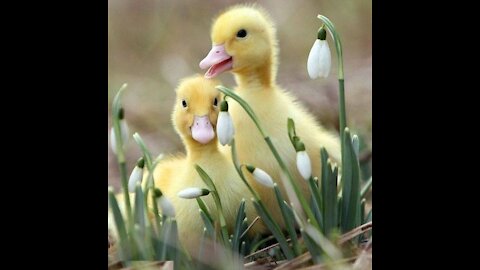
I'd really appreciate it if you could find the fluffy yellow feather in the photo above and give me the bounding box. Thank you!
[199,5,342,228]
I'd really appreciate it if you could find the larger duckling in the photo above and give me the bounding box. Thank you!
[151,74,261,255]
[199,5,341,228]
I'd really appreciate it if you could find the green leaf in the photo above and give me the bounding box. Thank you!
[308,177,324,232]
[133,184,146,234]
[301,228,322,264]
[249,234,274,254]
[196,197,213,224]
[232,199,246,252]
[195,164,230,248]
[340,128,361,233]
[252,200,294,259]
[323,153,338,236]
[199,210,215,239]
[108,189,130,260]
[274,185,300,256]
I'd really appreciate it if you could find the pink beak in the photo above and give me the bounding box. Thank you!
[199,44,233,79]
[191,115,215,144]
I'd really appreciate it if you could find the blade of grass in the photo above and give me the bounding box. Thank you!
[200,209,215,238]
[340,128,361,233]
[252,200,294,259]
[108,188,130,261]
[196,197,213,224]
[300,229,322,264]
[195,165,230,249]
[133,183,146,234]
[232,199,246,252]
[274,184,301,256]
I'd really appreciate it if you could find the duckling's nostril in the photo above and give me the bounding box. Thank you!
[216,51,220,53]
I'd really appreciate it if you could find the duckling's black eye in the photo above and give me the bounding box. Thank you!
[182,100,187,108]
[236,29,247,38]
[213,97,218,107]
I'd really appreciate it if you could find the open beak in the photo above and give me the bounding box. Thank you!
[190,115,215,144]
[199,44,233,79]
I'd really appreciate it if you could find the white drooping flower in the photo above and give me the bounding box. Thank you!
[296,150,312,180]
[293,139,312,180]
[110,108,130,155]
[128,157,145,193]
[177,187,211,199]
[157,196,176,217]
[154,188,176,217]
[217,100,235,146]
[307,28,331,79]
[246,165,275,188]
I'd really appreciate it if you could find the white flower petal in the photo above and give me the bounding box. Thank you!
[317,40,331,78]
[110,120,129,155]
[120,120,130,145]
[157,196,176,217]
[296,151,312,180]
[177,187,209,199]
[110,127,117,154]
[217,111,235,146]
[128,166,143,193]
[307,39,322,79]
[253,168,275,188]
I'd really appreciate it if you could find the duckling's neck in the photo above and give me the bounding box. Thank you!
[185,139,221,162]
[234,57,277,90]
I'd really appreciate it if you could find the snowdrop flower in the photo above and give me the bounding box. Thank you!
[110,108,130,155]
[154,188,175,217]
[217,100,235,146]
[128,157,145,193]
[245,165,274,188]
[307,27,331,79]
[178,187,210,199]
[294,140,312,180]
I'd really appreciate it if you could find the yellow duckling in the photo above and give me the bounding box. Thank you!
[150,74,260,255]
[199,5,342,228]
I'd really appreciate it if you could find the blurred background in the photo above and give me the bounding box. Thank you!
[108,0,372,190]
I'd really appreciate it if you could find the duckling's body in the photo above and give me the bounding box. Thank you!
[200,5,341,228]
[151,75,260,255]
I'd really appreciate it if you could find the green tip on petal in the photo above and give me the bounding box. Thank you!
[317,27,327,40]
[220,100,229,112]
[136,157,145,168]
[154,188,163,198]
[118,108,125,119]
[294,140,306,152]
[201,189,211,196]
[246,165,255,173]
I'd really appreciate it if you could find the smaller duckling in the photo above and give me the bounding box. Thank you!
[151,74,262,255]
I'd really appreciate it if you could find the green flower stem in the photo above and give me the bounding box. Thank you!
[133,133,161,233]
[217,85,320,230]
[112,83,132,228]
[194,165,230,248]
[339,79,346,141]
[231,140,294,258]
[317,15,347,142]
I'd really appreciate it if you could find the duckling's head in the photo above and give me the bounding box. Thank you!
[173,75,222,148]
[199,5,278,85]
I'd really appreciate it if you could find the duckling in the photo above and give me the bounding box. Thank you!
[150,74,261,255]
[199,5,342,228]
